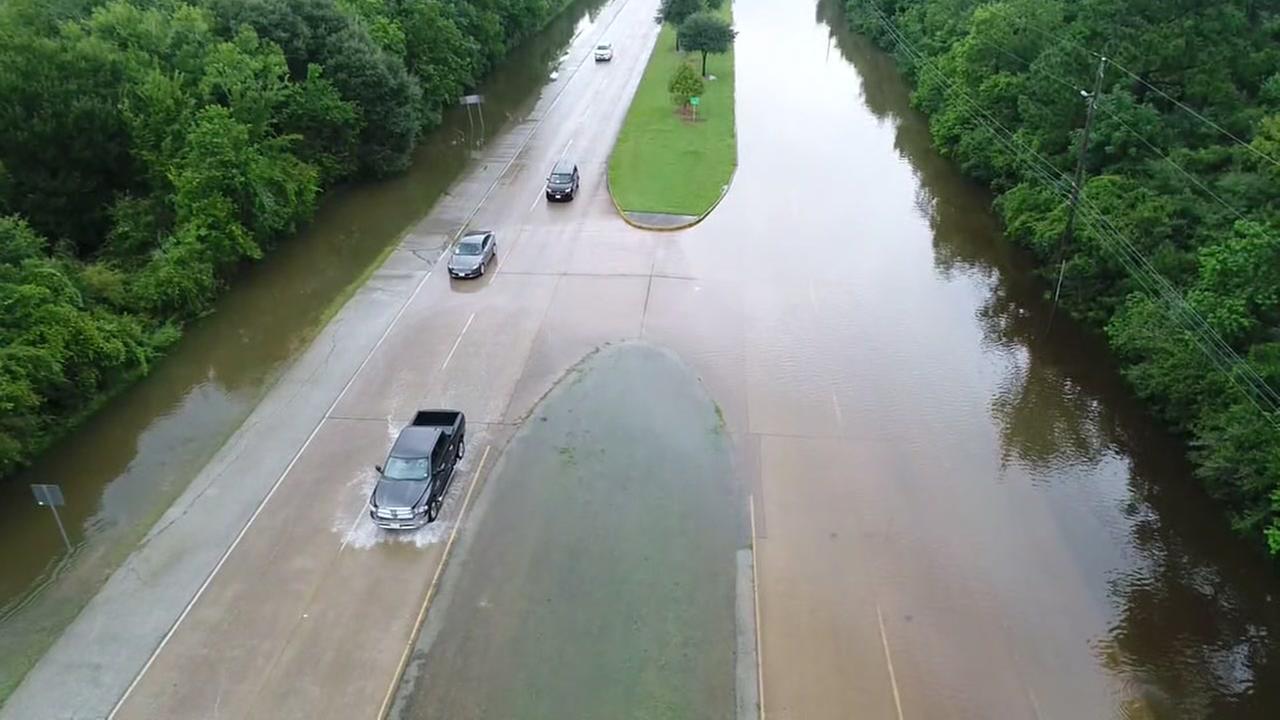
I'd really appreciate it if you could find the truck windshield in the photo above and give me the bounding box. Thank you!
[383,457,428,480]
[550,173,572,183]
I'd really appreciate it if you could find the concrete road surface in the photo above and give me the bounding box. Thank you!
[107,0,670,718]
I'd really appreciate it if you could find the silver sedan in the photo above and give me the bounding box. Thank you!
[447,230,496,279]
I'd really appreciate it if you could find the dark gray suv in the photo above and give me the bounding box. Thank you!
[545,159,579,201]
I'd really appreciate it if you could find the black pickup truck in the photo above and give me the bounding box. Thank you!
[369,410,466,529]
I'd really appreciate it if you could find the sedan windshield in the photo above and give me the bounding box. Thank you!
[383,456,428,480]
[550,173,572,183]
[455,241,483,256]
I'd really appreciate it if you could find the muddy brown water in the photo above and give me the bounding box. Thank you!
[766,0,1279,715]
[0,0,610,697]
[3,0,1280,716]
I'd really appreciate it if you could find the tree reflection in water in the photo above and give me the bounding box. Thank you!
[814,0,1280,715]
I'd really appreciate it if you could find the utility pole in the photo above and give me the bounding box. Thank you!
[1061,55,1107,257]
[1051,55,1107,310]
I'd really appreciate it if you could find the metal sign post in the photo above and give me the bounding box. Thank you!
[31,483,72,552]
[459,94,486,146]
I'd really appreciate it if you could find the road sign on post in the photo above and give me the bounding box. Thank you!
[31,483,72,552]
[690,96,700,120]
[459,95,486,146]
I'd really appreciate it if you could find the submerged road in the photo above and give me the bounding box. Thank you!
[9,0,1280,717]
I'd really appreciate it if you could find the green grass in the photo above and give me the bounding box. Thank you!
[608,5,737,216]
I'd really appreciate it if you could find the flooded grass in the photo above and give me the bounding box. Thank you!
[391,343,744,719]
[608,4,737,216]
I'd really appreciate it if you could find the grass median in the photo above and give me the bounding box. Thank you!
[608,4,736,218]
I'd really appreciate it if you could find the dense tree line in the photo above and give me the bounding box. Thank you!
[0,0,571,477]
[848,0,1280,552]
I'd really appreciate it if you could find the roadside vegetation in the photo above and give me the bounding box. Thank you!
[0,0,574,480]
[848,0,1280,552]
[608,0,736,217]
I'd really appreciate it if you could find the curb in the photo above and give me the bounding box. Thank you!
[606,164,738,231]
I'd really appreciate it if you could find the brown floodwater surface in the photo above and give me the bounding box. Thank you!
[673,0,1280,717]
[4,0,1280,716]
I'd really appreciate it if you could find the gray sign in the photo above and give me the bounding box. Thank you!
[31,483,65,507]
[31,483,72,551]
[459,94,484,106]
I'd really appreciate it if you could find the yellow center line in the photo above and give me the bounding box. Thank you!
[377,443,491,719]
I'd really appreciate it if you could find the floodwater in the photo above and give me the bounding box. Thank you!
[3,0,1280,715]
[685,0,1280,716]
[390,344,742,719]
[0,0,610,697]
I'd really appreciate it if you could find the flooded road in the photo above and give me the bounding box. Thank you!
[0,0,610,698]
[6,0,1280,715]
[391,344,742,719]
[675,0,1280,716]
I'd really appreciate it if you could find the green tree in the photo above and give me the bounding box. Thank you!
[399,0,479,128]
[851,0,1280,555]
[668,61,704,111]
[655,0,703,49]
[678,11,735,77]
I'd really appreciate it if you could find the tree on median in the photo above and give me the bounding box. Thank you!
[654,0,703,49]
[678,11,736,77]
[667,61,704,114]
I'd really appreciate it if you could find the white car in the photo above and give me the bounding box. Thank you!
[594,43,613,62]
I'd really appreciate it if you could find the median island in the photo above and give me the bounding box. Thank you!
[608,0,737,228]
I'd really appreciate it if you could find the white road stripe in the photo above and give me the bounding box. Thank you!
[440,312,476,371]
[108,0,645,714]
[750,494,766,720]
[108,270,439,719]
[876,602,906,720]
[831,393,843,427]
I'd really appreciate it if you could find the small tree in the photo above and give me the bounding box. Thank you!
[655,0,703,49]
[668,62,704,114]
[678,12,737,77]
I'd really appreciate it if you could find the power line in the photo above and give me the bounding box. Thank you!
[1104,58,1280,171]
[861,0,1280,423]
[981,2,1280,170]
[1093,103,1270,233]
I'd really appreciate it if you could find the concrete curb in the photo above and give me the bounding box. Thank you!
[606,164,738,231]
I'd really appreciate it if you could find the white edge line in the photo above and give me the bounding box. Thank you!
[109,269,436,719]
[750,494,765,720]
[377,444,491,719]
[110,0,639,714]
[876,602,906,720]
[831,393,843,427]
[440,312,477,371]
